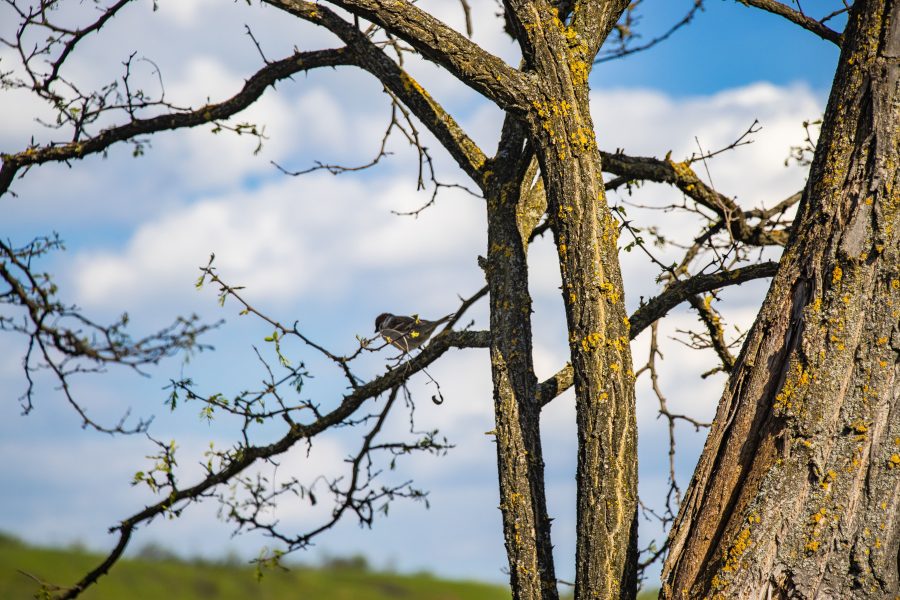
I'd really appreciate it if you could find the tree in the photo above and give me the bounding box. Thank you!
[1,2,891,600]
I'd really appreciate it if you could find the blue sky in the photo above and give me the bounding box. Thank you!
[597,0,842,94]
[1,0,843,589]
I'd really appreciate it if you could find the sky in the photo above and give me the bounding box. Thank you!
[0,0,844,590]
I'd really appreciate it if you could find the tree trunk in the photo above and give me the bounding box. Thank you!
[514,2,638,597]
[534,99,638,600]
[662,1,900,597]
[485,116,559,600]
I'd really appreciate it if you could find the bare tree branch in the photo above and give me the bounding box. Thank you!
[48,323,486,599]
[738,0,842,45]
[265,0,535,112]
[536,261,779,406]
[600,149,791,246]
[0,48,352,196]
[0,236,218,433]
[267,0,489,185]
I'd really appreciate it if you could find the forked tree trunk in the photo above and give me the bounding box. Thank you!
[485,3,635,598]
[662,1,900,597]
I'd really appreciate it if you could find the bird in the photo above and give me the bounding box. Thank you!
[374,312,454,352]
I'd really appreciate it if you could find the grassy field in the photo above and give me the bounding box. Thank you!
[0,533,658,599]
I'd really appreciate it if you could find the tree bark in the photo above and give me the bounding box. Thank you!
[485,116,559,600]
[509,2,637,598]
[537,103,638,600]
[661,1,900,597]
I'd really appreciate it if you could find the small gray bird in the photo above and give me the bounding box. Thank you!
[374,312,454,352]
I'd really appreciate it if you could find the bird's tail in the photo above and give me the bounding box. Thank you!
[436,312,456,325]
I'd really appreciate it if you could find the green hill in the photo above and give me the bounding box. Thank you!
[0,532,658,599]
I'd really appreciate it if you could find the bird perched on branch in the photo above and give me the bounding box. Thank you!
[374,312,454,352]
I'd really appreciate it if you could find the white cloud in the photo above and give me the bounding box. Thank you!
[592,82,820,208]
[153,0,218,27]
[71,173,485,313]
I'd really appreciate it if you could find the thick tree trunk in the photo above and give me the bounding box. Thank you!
[661,1,900,598]
[485,117,559,600]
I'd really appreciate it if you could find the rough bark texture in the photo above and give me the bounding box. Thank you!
[485,117,559,600]
[661,1,900,598]
[545,109,638,600]
[511,2,638,599]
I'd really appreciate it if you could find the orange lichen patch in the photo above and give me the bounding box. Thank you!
[803,507,831,555]
[490,241,513,259]
[531,99,571,118]
[820,469,838,491]
[711,512,762,595]
[556,203,574,220]
[568,60,589,85]
[774,362,811,413]
[810,507,828,524]
[832,265,843,285]
[888,454,900,469]
[581,332,604,352]
[608,335,628,352]
[598,209,619,245]
[724,527,753,568]
[668,158,694,181]
[569,127,595,151]
[399,71,429,98]
[703,294,722,324]
[599,281,620,303]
